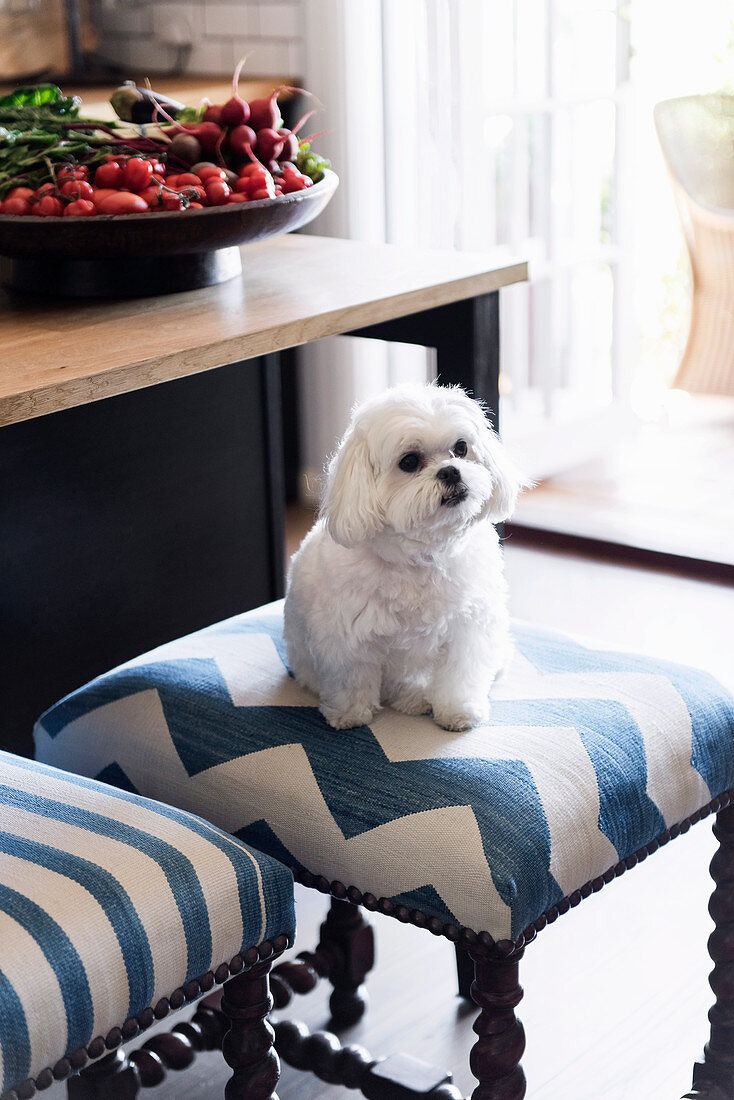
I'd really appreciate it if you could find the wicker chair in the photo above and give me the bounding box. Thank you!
[654,94,734,396]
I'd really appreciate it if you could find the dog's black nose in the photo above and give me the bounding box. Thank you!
[437,465,461,485]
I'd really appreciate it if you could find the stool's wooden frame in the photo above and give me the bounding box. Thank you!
[6,793,733,1100]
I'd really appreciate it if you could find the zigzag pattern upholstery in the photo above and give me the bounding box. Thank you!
[35,600,734,943]
[0,750,295,1098]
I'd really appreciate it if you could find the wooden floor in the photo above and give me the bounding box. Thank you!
[45,522,734,1099]
[512,395,734,568]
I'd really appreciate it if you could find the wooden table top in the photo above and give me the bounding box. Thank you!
[0,235,526,426]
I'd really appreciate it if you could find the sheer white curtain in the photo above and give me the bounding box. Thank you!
[298,0,635,495]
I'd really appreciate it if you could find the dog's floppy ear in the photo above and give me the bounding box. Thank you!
[458,394,528,523]
[320,427,383,547]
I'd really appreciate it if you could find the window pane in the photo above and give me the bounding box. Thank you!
[552,0,618,98]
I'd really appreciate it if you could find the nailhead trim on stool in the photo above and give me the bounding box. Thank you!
[0,751,295,1099]
[35,599,734,944]
[0,940,290,1100]
[292,787,734,958]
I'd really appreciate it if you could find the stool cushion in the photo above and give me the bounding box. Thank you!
[0,750,295,1097]
[35,600,734,944]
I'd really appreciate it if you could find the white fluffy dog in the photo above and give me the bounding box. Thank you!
[283,383,524,732]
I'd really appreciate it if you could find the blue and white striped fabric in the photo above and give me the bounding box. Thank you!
[0,751,295,1097]
[35,600,734,943]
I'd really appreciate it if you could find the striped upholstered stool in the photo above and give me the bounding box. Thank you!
[35,600,734,1099]
[0,750,295,1100]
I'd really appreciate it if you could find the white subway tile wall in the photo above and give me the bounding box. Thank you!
[94,0,303,77]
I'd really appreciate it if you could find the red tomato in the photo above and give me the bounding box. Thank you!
[95,192,149,215]
[91,188,119,206]
[184,202,204,210]
[234,177,251,193]
[205,180,231,205]
[6,187,35,202]
[282,176,309,192]
[94,161,125,188]
[162,194,186,211]
[178,185,207,203]
[139,186,163,207]
[60,179,94,201]
[163,174,181,188]
[123,157,154,192]
[226,193,249,204]
[3,197,31,215]
[197,166,227,182]
[57,165,89,181]
[0,200,4,213]
[35,195,64,216]
[175,173,202,187]
[238,163,260,178]
[63,199,97,217]
[35,183,57,197]
[150,160,166,176]
[250,187,275,201]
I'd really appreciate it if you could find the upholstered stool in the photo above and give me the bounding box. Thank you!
[35,600,734,1099]
[0,750,295,1100]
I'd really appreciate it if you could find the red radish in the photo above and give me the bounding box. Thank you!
[255,128,284,162]
[249,84,317,131]
[3,196,31,215]
[64,199,97,217]
[96,192,149,214]
[202,104,223,125]
[221,55,252,127]
[193,122,223,154]
[277,131,299,161]
[274,109,319,162]
[228,124,256,158]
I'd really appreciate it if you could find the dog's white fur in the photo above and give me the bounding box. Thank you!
[283,383,524,732]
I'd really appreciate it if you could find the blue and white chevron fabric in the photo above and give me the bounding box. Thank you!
[0,750,295,1097]
[35,600,734,943]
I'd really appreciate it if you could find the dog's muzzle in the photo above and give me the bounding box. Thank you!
[437,467,468,507]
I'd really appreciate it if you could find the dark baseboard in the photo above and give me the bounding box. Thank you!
[505,523,734,586]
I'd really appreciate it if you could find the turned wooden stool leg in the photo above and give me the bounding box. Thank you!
[684,806,734,1100]
[468,948,526,1100]
[319,897,375,1026]
[455,943,476,1000]
[67,1051,139,1099]
[221,960,280,1100]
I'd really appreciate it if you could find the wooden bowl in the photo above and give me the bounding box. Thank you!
[0,170,338,297]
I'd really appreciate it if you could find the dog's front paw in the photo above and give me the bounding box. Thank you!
[320,702,375,730]
[432,701,490,732]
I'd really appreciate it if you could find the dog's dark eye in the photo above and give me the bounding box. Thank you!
[452,439,468,458]
[398,452,421,473]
